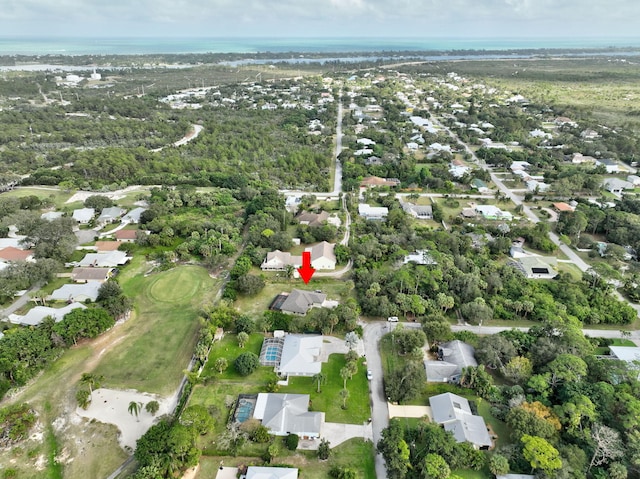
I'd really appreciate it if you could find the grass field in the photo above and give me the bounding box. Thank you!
[92,261,220,395]
[1,186,73,209]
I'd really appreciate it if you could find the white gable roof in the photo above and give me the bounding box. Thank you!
[8,303,87,326]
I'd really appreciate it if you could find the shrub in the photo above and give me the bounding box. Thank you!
[285,433,299,451]
[317,438,331,460]
[235,352,259,376]
[253,425,271,443]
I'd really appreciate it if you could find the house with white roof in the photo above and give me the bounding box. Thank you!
[41,211,64,222]
[603,178,634,195]
[358,204,388,220]
[8,303,87,326]
[475,205,513,221]
[97,207,126,225]
[357,138,376,146]
[72,208,95,224]
[253,393,324,438]
[276,334,323,377]
[245,467,298,479]
[403,250,437,265]
[77,250,130,268]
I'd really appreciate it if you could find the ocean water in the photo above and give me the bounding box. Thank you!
[1,36,640,56]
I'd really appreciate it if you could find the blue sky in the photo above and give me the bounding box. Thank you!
[1,0,639,38]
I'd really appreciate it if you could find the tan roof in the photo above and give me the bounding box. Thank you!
[553,202,574,212]
[310,241,336,263]
[360,176,400,187]
[95,241,122,252]
[115,230,137,240]
[71,267,112,282]
[0,247,32,262]
[296,211,329,227]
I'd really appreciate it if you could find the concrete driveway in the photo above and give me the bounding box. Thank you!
[298,422,373,450]
[319,336,348,361]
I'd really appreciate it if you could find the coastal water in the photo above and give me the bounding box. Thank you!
[1,36,640,56]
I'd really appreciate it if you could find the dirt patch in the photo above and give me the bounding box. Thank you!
[65,186,147,204]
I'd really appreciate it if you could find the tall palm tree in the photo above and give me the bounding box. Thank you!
[312,372,327,393]
[80,373,104,397]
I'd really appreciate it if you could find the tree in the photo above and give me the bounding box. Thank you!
[423,453,450,479]
[318,438,331,460]
[521,434,562,476]
[385,362,424,404]
[503,356,533,384]
[180,405,214,435]
[285,433,299,451]
[237,331,249,348]
[475,335,517,370]
[345,331,359,350]
[589,423,624,470]
[80,372,103,397]
[76,389,91,409]
[234,352,259,376]
[546,354,588,388]
[312,372,327,393]
[377,420,411,479]
[340,367,350,389]
[339,388,350,409]
[145,400,160,416]
[436,293,455,313]
[422,320,452,344]
[235,274,265,295]
[488,454,510,476]
[214,357,228,374]
[128,401,142,422]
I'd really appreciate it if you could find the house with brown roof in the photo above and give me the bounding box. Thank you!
[115,230,138,242]
[71,267,112,283]
[360,176,401,189]
[95,241,122,252]
[0,247,34,263]
[553,202,575,213]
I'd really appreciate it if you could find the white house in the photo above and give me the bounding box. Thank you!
[77,250,130,268]
[122,207,146,224]
[261,251,302,271]
[475,205,513,220]
[245,467,298,479]
[8,303,87,326]
[50,282,102,303]
[253,393,323,438]
[41,211,64,221]
[603,178,634,195]
[97,207,126,225]
[306,241,336,270]
[429,393,492,449]
[358,204,388,220]
[595,158,619,173]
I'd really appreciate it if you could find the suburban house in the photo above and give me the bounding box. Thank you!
[525,179,551,193]
[603,178,634,195]
[425,340,477,383]
[259,334,323,377]
[261,251,301,271]
[97,207,126,225]
[8,303,87,327]
[581,128,600,140]
[245,467,298,479]
[261,242,336,272]
[94,241,122,252]
[252,393,324,438]
[71,267,112,283]
[400,201,433,219]
[115,230,138,242]
[552,202,575,213]
[77,250,130,268]
[72,208,95,224]
[470,179,490,194]
[0,247,34,263]
[474,205,513,221]
[513,256,558,279]
[296,211,329,227]
[571,153,596,165]
[270,289,336,316]
[608,346,640,376]
[403,250,437,265]
[307,241,336,270]
[595,158,618,173]
[122,207,146,224]
[41,211,64,222]
[50,282,102,303]
[429,392,492,449]
[358,204,389,220]
[359,176,401,189]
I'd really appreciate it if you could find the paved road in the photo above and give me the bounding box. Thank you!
[332,98,344,195]
[0,283,41,318]
[363,321,389,479]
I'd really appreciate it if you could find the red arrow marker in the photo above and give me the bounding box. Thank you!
[297,251,316,284]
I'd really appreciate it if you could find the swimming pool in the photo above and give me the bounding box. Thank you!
[235,398,254,423]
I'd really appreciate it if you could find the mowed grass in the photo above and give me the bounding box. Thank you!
[93,262,220,395]
[1,186,73,209]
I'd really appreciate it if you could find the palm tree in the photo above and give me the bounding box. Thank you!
[237,331,249,348]
[312,372,327,393]
[339,388,350,409]
[344,332,359,351]
[340,367,349,389]
[80,373,103,397]
[145,400,160,416]
[128,401,143,422]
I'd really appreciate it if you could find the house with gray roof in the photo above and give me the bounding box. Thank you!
[8,303,87,326]
[252,393,324,438]
[50,282,102,303]
[275,289,328,316]
[245,467,298,479]
[296,211,329,227]
[97,207,126,225]
[400,201,433,219]
[71,267,112,283]
[41,211,64,222]
[72,208,95,224]
[513,256,558,279]
[425,340,477,383]
[429,392,492,449]
[122,207,146,224]
[603,177,634,195]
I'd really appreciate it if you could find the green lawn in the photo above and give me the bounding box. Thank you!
[280,354,370,424]
[1,186,73,209]
[452,469,491,479]
[93,262,220,395]
[201,333,272,381]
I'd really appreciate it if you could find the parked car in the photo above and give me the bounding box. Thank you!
[367,370,373,380]
[387,316,399,322]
